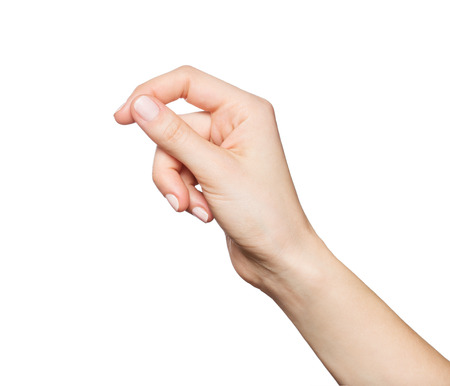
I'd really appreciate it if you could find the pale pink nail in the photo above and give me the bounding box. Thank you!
[165,194,179,211]
[134,96,159,121]
[192,207,208,223]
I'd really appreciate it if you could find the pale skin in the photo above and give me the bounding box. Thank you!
[114,65,450,385]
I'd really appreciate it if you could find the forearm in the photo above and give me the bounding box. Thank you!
[265,233,450,385]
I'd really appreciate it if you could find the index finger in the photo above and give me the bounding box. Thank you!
[114,65,245,124]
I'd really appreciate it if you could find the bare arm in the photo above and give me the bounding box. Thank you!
[265,233,450,384]
[114,65,450,384]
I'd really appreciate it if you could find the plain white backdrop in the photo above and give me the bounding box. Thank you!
[1,1,449,385]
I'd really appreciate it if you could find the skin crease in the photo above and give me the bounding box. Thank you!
[114,66,450,385]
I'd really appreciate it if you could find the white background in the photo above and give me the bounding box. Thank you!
[1,1,449,385]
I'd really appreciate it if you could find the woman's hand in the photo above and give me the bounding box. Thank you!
[114,66,450,384]
[114,65,314,291]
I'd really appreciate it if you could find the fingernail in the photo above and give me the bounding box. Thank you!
[165,194,179,211]
[134,96,159,121]
[115,102,125,114]
[192,207,208,223]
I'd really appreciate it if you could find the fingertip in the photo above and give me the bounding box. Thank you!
[176,193,191,212]
[115,102,126,114]
[192,207,212,223]
[113,101,135,125]
[156,174,191,213]
[183,185,214,223]
[165,194,180,212]
[164,191,190,213]
[130,94,166,121]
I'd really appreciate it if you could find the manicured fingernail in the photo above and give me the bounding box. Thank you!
[115,102,125,114]
[134,96,159,121]
[192,207,208,223]
[165,194,179,211]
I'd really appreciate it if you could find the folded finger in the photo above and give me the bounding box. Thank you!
[180,168,214,224]
[152,146,190,212]
[114,65,245,124]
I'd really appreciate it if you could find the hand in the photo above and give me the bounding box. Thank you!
[114,66,315,290]
[114,66,450,384]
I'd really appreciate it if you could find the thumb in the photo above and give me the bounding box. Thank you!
[131,95,224,178]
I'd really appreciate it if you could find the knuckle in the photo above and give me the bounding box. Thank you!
[176,64,196,74]
[162,119,187,145]
[257,97,274,113]
[174,65,197,100]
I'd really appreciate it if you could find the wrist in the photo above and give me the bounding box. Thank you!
[259,228,332,305]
